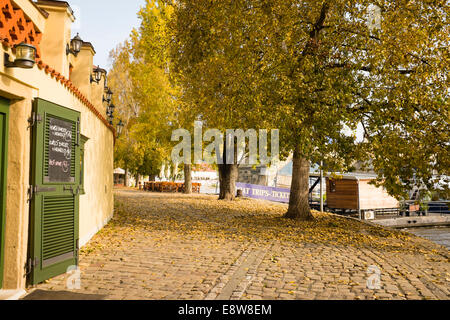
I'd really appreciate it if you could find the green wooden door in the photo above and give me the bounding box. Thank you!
[29,98,81,285]
[0,97,9,289]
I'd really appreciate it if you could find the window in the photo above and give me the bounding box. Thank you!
[330,180,337,193]
[79,135,89,194]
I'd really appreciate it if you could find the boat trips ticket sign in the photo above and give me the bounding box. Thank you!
[47,117,73,183]
[236,183,291,203]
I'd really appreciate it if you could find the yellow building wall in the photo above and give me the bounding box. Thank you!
[37,6,74,79]
[0,3,114,289]
[0,89,33,291]
[0,67,114,289]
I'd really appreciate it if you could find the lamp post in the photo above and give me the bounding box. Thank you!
[4,42,37,69]
[320,161,324,213]
[66,33,83,57]
[90,67,104,84]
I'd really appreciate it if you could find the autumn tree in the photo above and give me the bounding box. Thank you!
[134,0,201,192]
[169,0,448,219]
[108,42,141,186]
[110,1,180,185]
[168,0,279,200]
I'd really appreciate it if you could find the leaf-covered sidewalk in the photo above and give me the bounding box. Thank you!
[32,189,450,300]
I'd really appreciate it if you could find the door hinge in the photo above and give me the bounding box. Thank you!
[27,112,43,129]
[27,185,35,203]
[76,118,80,146]
[25,257,40,275]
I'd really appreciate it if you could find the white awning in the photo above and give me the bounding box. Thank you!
[114,168,126,175]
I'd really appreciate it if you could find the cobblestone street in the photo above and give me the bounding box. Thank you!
[30,190,450,300]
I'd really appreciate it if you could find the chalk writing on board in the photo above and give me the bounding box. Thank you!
[47,117,73,182]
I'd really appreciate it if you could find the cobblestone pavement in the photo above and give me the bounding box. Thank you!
[31,190,450,300]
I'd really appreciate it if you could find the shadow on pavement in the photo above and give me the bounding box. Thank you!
[22,290,107,300]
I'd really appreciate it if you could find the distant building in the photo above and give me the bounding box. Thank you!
[325,173,399,215]
[114,168,139,187]
[237,156,320,189]
[238,157,399,214]
[192,163,218,181]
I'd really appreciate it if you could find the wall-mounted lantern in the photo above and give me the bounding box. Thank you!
[4,42,37,69]
[90,67,103,84]
[103,88,113,104]
[117,120,125,136]
[107,104,115,116]
[107,112,114,125]
[66,33,83,57]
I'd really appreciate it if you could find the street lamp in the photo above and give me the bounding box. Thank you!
[103,88,113,104]
[107,104,115,116]
[117,120,125,136]
[4,42,37,69]
[90,67,104,84]
[66,33,83,57]
[107,113,114,125]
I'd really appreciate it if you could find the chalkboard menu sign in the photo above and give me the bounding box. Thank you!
[47,117,73,183]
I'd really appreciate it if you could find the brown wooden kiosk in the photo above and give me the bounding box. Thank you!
[325,174,399,219]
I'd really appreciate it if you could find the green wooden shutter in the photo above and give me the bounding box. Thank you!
[0,97,9,289]
[29,98,81,285]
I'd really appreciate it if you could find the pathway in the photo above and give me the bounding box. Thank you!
[28,190,450,300]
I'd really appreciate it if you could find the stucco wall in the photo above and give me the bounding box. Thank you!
[78,105,114,247]
[1,93,32,290]
[0,48,114,291]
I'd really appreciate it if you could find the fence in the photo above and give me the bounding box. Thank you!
[236,183,291,204]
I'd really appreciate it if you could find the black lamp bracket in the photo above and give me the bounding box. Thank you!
[4,53,18,68]
[90,74,100,84]
[66,43,79,57]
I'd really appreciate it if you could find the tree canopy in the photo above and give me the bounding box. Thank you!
[110,0,448,219]
[110,0,178,180]
[168,0,449,218]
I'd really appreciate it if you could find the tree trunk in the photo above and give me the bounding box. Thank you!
[285,149,314,221]
[135,174,140,188]
[218,138,238,201]
[218,164,238,201]
[124,167,129,187]
[184,164,192,194]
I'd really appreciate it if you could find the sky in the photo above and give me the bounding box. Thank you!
[68,0,146,70]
